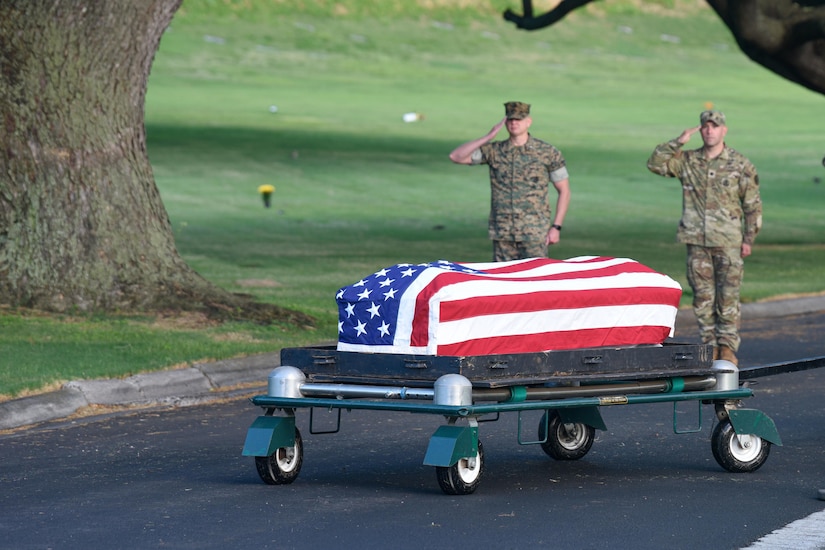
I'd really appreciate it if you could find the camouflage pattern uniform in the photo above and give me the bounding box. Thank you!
[470,135,568,261]
[647,125,762,352]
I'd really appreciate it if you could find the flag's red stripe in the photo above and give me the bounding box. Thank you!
[409,258,679,349]
[410,261,662,345]
[436,326,674,356]
[412,263,664,321]
[439,287,681,322]
[469,256,614,275]
[455,260,659,284]
[468,257,565,274]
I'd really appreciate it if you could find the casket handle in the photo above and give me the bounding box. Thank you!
[312,355,337,366]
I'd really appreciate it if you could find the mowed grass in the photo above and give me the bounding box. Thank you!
[2,1,823,398]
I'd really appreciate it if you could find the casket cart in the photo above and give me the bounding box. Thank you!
[241,342,783,495]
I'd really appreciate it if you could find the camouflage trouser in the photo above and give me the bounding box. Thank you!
[493,239,547,262]
[686,244,744,351]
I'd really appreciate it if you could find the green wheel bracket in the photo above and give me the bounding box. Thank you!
[242,415,296,457]
[558,406,607,431]
[423,425,479,467]
[728,408,783,446]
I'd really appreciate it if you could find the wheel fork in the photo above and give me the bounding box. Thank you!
[713,400,782,446]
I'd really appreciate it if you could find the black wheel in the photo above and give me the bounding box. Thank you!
[436,440,484,495]
[254,427,303,484]
[538,411,595,460]
[711,419,770,473]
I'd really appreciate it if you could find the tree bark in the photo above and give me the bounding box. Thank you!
[0,1,313,325]
[706,0,825,96]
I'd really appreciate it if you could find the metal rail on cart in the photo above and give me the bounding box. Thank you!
[740,355,825,380]
[242,343,822,495]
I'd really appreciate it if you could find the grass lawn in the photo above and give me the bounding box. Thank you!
[2,1,823,399]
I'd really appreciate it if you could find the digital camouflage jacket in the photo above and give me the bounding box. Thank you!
[473,135,568,242]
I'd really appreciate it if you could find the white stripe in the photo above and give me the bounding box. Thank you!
[336,342,429,354]
[393,266,446,346]
[395,260,680,352]
[390,260,636,346]
[742,508,825,549]
[435,304,678,346]
[351,257,681,355]
[434,272,681,302]
[462,256,635,277]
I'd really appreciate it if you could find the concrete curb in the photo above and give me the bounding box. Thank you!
[742,295,825,319]
[0,353,282,431]
[0,387,90,430]
[676,294,825,325]
[2,297,824,431]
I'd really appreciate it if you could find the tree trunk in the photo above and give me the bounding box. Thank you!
[0,1,312,325]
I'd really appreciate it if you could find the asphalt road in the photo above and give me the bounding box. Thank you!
[2,311,824,549]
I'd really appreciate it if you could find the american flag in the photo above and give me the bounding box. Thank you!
[336,256,682,356]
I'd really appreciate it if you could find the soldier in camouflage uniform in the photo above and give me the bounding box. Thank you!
[449,101,571,261]
[647,110,762,365]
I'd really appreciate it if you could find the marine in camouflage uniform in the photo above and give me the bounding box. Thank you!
[449,102,571,261]
[647,110,762,364]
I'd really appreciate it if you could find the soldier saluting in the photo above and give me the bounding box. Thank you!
[449,101,571,262]
[647,110,763,366]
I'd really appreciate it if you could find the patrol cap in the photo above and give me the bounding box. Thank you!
[504,101,531,120]
[700,109,726,126]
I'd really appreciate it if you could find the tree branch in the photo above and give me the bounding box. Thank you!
[706,0,825,94]
[503,0,596,30]
[503,0,825,95]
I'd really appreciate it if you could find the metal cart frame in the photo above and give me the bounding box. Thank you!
[242,343,785,495]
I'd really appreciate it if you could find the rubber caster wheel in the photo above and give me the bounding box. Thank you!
[711,419,770,473]
[538,410,595,460]
[436,440,484,495]
[255,427,303,484]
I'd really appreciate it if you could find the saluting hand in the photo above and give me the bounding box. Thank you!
[488,117,507,138]
[449,117,508,164]
[677,126,701,145]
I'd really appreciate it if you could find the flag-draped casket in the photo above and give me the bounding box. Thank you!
[336,256,682,356]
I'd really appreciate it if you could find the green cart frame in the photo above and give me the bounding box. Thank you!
[242,343,783,495]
